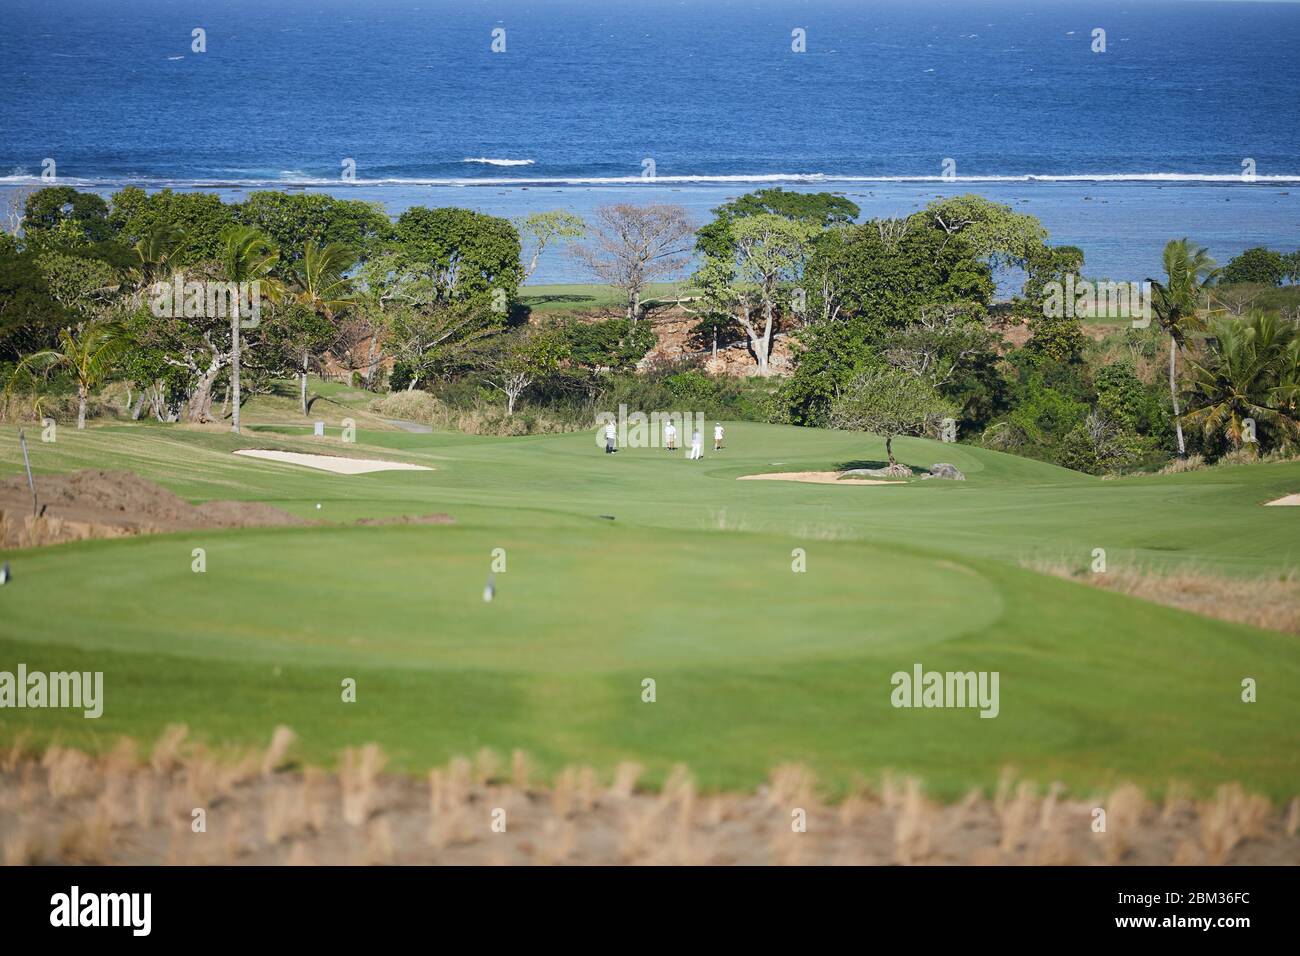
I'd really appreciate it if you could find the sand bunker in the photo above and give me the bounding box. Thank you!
[1265,493,1300,506]
[738,471,901,486]
[0,470,303,548]
[233,449,433,475]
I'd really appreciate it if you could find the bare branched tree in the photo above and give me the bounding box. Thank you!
[571,204,694,322]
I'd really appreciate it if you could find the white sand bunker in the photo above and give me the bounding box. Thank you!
[738,471,900,486]
[1265,493,1300,506]
[233,449,433,475]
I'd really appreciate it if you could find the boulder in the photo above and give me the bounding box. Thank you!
[925,462,966,481]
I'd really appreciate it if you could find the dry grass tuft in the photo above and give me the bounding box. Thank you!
[260,726,297,776]
[1025,560,1300,634]
[151,724,190,772]
[340,744,386,827]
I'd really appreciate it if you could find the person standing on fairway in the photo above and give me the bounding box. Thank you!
[604,419,618,454]
[713,422,725,452]
[664,420,677,452]
[689,428,703,460]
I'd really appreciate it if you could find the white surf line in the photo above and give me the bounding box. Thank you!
[233,449,433,475]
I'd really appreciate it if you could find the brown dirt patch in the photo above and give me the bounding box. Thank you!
[354,514,455,526]
[0,470,304,548]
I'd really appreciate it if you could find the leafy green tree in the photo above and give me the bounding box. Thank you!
[516,211,585,281]
[1024,244,1085,305]
[919,194,1049,271]
[383,302,496,391]
[236,192,391,266]
[804,219,993,328]
[108,188,236,264]
[481,326,570,415]
[35,250,120,318]
[561,318,655,372]
[1148,238,1218,458]
[394,207,522,307]
[694,214,819,376]
[8,318,125,427]
[695,188,859,260]
[828,366,956,467]
[1220,247,1287,287]
[0,247,68,358]
[22,187,112,247]
[776,316,880,426]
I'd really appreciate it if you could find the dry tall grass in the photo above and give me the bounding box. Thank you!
[1,728,1296,866]
[1024,560,1300,634]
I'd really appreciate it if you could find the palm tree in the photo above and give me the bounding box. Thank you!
[1183,312,1299,452]
[8,319,126,428]
[290,241,356,414]
[218,225,283,433]
[128,223,189,298]
[1148,239,1218,458]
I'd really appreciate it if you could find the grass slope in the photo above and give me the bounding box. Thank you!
[1,420,1297,798]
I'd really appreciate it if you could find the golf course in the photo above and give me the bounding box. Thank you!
[2,399,1297,801]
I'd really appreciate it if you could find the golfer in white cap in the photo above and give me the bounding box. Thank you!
[713,422,725,452]
[689,428,703,460]
[604,419,618,454]
[664,420,677,452]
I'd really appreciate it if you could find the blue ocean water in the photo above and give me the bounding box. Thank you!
[0,0,1297,282]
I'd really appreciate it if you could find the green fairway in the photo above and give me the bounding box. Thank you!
[1,420,1298,798]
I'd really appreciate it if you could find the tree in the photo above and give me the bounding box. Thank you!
[393,207,521,307]
[0,247,68,358]
[1148,238,1218,458]
[883,303,997,391]
[236,192,391,265]
[35,250,120,318]
[481,326,570,415]
[126,224,189,301]
[804,219,993,328]
[828,366,956,467]
[383,302,496,391]
[571,204,694,322]
[108,188,236,264]
[286,241,355,413]
[694,214,818,376]
[217,225,284,433]
[695,188,859,260]
[8,318,125,428]
[1183,312,1299,453]
[919,194,1049,272]
[22,187,112,248]
[516,211,585,281]
[1024,244,1085,305]
[1221,247,1287,287]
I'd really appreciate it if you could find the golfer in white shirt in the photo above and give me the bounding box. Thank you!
[689,429,703,460]
[713,422,725,451]
[664,421,677,451]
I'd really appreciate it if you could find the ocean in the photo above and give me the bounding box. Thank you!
[1,0,1297,284]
